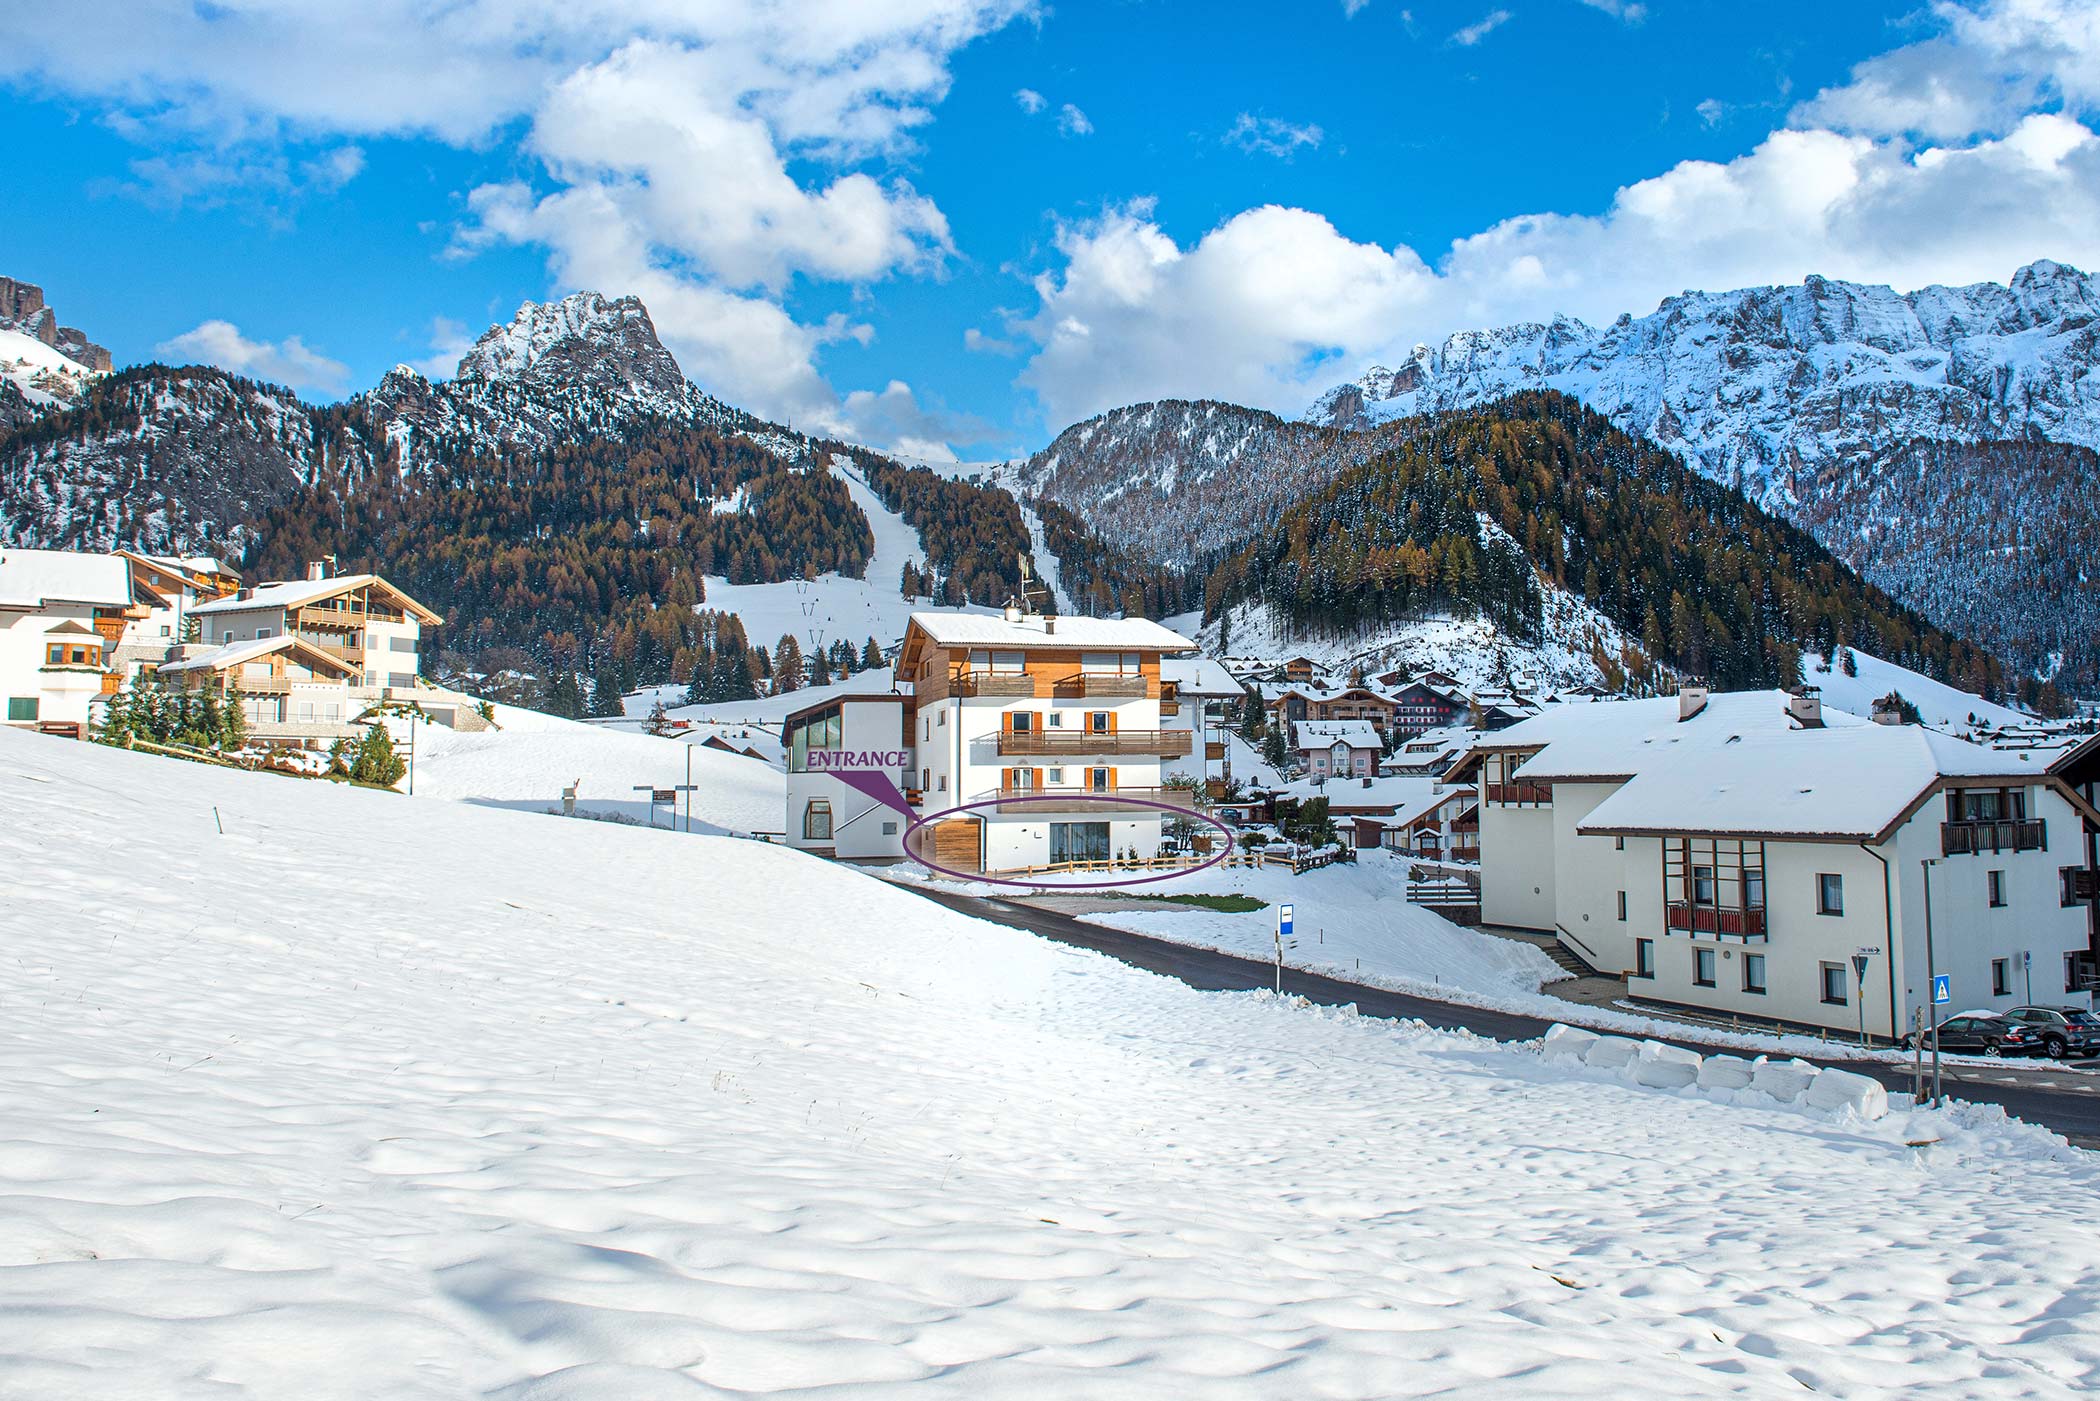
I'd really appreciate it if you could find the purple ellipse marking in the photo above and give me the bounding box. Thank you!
[902,794,1236,890]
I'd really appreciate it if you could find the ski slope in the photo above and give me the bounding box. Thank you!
[1803,647,2029,730]
[700,457,999,662]
[5,727,2099,1396]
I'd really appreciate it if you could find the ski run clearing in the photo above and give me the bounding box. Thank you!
[6,726,2100,1398]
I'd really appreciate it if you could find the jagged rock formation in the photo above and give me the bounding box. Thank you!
[0,277,113,372]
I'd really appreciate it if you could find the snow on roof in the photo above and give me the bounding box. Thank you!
[1279,772,1435,809]
[1292,720,1381,750]
[1161,654,1245,697]
[906,611,1195,652]
[192,573,438,622]
[0,548,133,610]
[159,635,353,676]
[1497,691,1862,781]
[1579,722,2052,841]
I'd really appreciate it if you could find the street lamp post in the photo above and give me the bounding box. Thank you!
[1922,856,1943,1108]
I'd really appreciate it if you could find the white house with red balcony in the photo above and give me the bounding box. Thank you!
[1455,684,2100,1039]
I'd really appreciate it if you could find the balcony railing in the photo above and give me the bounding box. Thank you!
[997,728,1192,757]
[1205,740,1227,761]
[1052,673,1152,699]
[1485,780,1553,805]
[977,786,1180,811]
[1942,818,2045,856]
[1665,903,1768,938]
[945,672,1041,699]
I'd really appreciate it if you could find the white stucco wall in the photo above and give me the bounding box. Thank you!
[1480,801,1555,932]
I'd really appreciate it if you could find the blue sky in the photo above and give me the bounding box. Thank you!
[4,1,2099,458]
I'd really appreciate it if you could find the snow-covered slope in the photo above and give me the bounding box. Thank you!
[413,705,785,834]
[7,725,2100,1396]
[698,457,1000,661]
[1802,648,2029,732]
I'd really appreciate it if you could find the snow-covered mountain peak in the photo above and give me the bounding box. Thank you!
[451,291,685,399]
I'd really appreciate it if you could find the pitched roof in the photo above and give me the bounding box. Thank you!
[1160,654,1245,697]
[1292,719,1381,750]
[191,573,441,624]
[158,634,358,679]
[904,611,1195,652]
[0,549,133,610]
[1578,722,2061,841]
[1497,691,1864,782]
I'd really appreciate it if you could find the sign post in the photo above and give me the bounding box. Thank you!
[1275,903,1294,995]
[1922,857,1944,1107]
[1930,971,1952,1108]
[1851,947,1878,1047]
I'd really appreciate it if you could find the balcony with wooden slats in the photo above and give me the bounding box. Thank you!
[996,728,1191,758]
[1942,818,2045,856]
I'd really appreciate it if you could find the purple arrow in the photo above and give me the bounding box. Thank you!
[834,767,915,817]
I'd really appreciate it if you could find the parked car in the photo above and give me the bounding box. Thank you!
[2005,1006,2100,1059]
[1901,1014,2044,1058]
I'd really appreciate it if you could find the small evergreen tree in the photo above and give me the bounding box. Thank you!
[1237,693,1265,741]
[1840,647,1858,677]
[351,725,407,787]
[220,694,247,750]
[861,637,884,671]
[809,644,833,687]
[589,665,624,718]
[199,689,225,748]
[1261,725,1290,772]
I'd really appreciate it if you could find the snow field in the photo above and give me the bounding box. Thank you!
[5,727,2100,1396]
[411,705,784,834]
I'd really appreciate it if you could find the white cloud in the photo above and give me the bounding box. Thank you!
[1696,98,1727,126]
[405,316,476,380]
[1013,87,1046,114]
[156,319,351,395]
[1057,103,1093,137]
[6,0,1038,452]
[839,379,992,460]
[1576,0,1647,21]
[1450,9,1512,46]
[1224,113,1324,159]
[1015,113,2100,427]
[1341,0,1373,16]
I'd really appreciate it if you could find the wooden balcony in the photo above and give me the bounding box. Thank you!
[997,728,1192,757]
[943,672,1041,699]
[294,605,367,631]
[1485,780,1554,805]
[1942,818,2045,856]
[1205,740,1227,761]
[979,786,1181,811]
[99,672,123,695]
[1666,903,1767,938]
[304,638,365,666]
[1051,673,1153,700]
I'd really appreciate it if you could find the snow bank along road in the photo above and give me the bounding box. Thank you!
[904,886,2100,1148]
[6,727,2100,1397]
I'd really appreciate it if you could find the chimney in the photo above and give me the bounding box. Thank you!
[1003,603,1023,623]
[1677,680,1709,722]
[307,560,329,582]
[1787,685,1824,729]
[1045,615,1056,635]
[1361,775,1373,789]
[1871,695,1905,726]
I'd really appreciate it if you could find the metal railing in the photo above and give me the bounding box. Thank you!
[1942,818,2045,855]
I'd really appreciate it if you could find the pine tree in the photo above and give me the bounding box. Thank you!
[1261,725,1290,772]
[774,635,805,693]
[547,671,587,719]
[351,725,407,787]
[1237,693,1265,741]
[199,689,225,749]
[589,665,624,718]
[861,636,884,671]
[220,693,247,750]
[810,644,833,687]
[684,655,712,706]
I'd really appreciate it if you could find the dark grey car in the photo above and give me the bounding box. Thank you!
[2006,1006,2100,1060]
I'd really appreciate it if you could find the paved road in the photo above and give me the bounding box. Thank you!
[904,885,2100,1147]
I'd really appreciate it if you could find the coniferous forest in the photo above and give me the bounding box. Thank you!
[1205,394,2010,697]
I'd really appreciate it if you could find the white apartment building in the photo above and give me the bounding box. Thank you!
[0,548,135,736]
[895,609,1199,874]
[784,693,913,860]
[109,550,239,676]
[1160,653,1243,791]
[1459,685,2100,1039]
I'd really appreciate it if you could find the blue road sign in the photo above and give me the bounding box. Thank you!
[1279,903,1294,938]
[1932,974,1951,1005]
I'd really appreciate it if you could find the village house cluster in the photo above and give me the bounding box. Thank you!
[0,547,487,750]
